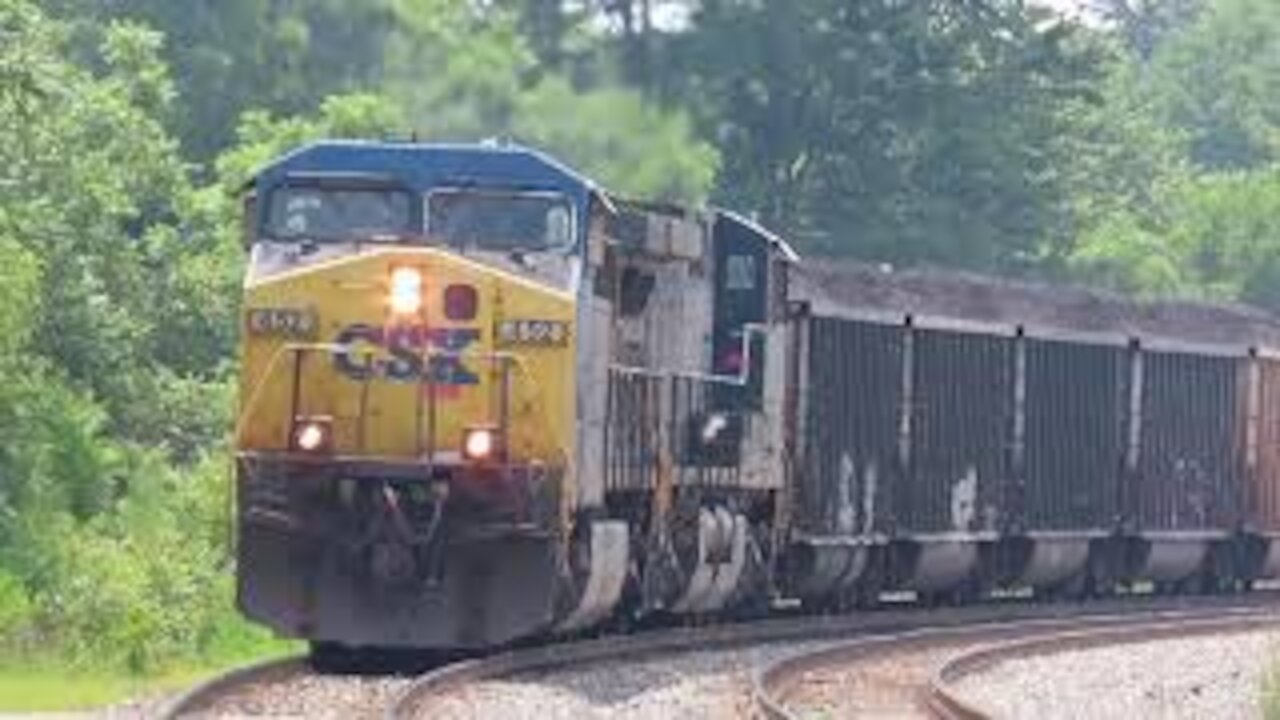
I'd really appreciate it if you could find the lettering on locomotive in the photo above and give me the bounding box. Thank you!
[332,323,481,384]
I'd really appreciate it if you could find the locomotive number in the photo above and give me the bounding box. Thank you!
[497,319,569,346]
[246,307,318,338]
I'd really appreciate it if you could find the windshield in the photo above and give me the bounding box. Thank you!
[265,186,413,241]
[427,190,575,253]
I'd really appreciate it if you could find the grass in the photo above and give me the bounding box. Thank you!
[0,665,209,711]
[0,642,301,711]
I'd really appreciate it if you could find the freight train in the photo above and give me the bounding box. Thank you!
[233,140,1280,656]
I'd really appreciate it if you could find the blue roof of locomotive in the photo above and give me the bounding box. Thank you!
[250,139,799,260]
[250,140,601,210]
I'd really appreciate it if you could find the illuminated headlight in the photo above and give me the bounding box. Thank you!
[389,267,423,315]
[291,417,333,453]
[462,427,498,462]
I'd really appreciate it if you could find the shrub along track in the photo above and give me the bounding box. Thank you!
[754,601,1280,720]
[158,593,1280,719]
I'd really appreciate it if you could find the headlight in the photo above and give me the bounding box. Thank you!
[389,266,423,315]
[291,417,333,453]
[463,427,497,462]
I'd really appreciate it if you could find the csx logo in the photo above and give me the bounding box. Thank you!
[333,324,479,385]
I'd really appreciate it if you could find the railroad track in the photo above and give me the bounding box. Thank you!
[159,593,1280,719]
[754,600,1280,720]
[157,655,311,718]
[925,612,1280,720]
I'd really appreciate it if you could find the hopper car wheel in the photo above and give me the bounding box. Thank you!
[855,563,885,610]
[1184,568,1225,595]
[919,589,956,608]
[850,589,879,610]
[922,577,982,608]
[955,578,982,605]
[1199,551,1237,594]
[1042,571,1091,603]
[1068,571,1094,601]
[797,594,838,615]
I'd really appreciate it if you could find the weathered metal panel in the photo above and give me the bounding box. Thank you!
[798,316,903,536]
[576,297,613,507]
[906,327,1012,534]
[1248,356,1280,532]
[1021,337,1127,532]
[649,260,714,374]
[1134,349,1244,531]
[737,323,788,490]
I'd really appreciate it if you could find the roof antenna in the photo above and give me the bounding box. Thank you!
[409,129,420,143]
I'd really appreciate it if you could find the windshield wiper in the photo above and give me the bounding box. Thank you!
[509,248,532,268]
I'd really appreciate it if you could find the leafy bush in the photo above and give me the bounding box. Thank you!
[0,0,273,679]
[0,571,34,652]
[10,451,254,674]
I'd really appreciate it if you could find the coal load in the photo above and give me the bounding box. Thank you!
[793,259,1280,348]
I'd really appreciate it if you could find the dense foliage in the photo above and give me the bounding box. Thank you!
[0,0,1277,683]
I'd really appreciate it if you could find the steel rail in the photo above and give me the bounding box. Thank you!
[156,654,308,719]
[751,597,1280,720]
[388,593,1280,720]
[156,593,1280,719]
[925,611,1280,720]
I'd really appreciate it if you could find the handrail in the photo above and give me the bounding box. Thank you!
[607,321,769,388]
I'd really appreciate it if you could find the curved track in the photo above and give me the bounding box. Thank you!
[157,655,309,718]
[925,612,1280,720]
[752,598,1280,720]
[159,594,1280,719]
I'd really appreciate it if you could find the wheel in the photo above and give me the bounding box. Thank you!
[1049,571,1091,602]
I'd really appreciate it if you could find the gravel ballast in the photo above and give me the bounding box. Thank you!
[411,640,840,720]
[188,674,410,719]
[954,628,1280,720]
[783,639,991,719]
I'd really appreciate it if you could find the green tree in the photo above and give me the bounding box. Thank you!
[1,16,234,454]
[665,0,1101,270]
[1085,0,1205,59]
[45,0,401,161]
[0,2,259,673]
[1145,0,1280,170]
[1067,168,1280,309]
[382,0,718,201]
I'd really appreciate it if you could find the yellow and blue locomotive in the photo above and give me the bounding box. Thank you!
[234,141,794,652]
